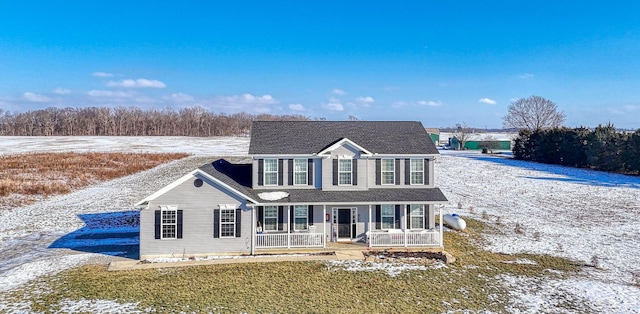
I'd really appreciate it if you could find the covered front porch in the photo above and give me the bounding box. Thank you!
[250,203,445,253]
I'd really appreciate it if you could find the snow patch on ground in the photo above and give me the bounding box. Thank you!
[0,254,91,292]
[257,191,289,201]
[326,259,445,277]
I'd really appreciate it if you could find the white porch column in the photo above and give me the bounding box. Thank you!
[322,205,327,248]
[287,205,291,248]
[368,204,372,248]
[250,205,256,255]
[404,204,408,248]
[439,205,444,248]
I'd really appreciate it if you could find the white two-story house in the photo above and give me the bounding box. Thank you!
[136,121,448,259]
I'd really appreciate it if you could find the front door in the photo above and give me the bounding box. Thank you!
[337,209,351,239]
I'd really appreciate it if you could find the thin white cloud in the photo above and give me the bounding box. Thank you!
[92,71,114,77]
[518,73,534,79]
[324,97,344,111]
[331,89,346,96]
[392,101,409,108]
[479,98,497,105]
[23,92,51,102]
[356,96,375,104]
[87,90,133,97]
[288,103,305,111]
[52,88,71,95]
[165,93,195,102]
[106,78,166,88]
[418,100,442,107]
[217,93,277,105]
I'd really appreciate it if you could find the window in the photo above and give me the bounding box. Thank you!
[381,204,395,230]
[293,159,308,185]
[381,159,395,185]
[220,208,236,237]
[161,208,177,239]
[410,205,424,229]
[338,158,352,185]
[294,205,308,231]
[263,206,278,232]
[410,159,424,185]
[264,159,278,185]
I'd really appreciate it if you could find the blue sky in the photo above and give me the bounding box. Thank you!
[1,1,639,129]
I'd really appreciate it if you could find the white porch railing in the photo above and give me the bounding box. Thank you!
[256,233,325,249]
[369,230,441,247]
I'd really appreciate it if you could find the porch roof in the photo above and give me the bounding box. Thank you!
[252,188,448,205]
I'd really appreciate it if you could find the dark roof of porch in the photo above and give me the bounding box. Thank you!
[248,121,439,155]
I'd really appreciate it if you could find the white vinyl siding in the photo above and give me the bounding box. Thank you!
[381,159,395,185]
[410,205,424,229]
[161,208,177,239]
[338,158,352,185]
[293,159,308,185]
[381,204,395,230]
[410,159,424,185]
[220,208,236,238]
[294,205,308,231]
[264,159,278,186]
[263,206,278,232]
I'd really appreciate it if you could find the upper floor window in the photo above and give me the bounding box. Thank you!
[263,159,278,186]
[338,158,352,185]
[293,159,308,185]
[410,159,424,185]
[410,205,424,229]
[263,206,278,232]
[381,204,395,230]
[381,159,395,185]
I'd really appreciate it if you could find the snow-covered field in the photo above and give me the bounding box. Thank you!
[1,137,639,313]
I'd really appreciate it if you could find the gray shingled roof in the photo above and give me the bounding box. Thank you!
[249,121,439,155]
[199,159,448,204]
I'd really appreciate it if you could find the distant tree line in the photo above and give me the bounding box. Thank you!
[0,107,312,137]
[513,124,640,175]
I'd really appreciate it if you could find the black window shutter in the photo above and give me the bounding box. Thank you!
[375,159,381,185]
[278,206,284,231]
[288,159,293,186]
[332,159,338,185]
[258,159,264,186]
[307,159,313,186]
[176,210,183,239]
[257,206,264,226]
[405,159,411,184]
[406,205,411,229]
[235,208,242,237]
[424,159,430,185]
[278,159,284,186]
[395,159,400,185]
[290,206,294,231]
[352,159,358,185]
[395,205,401,229]
[154,210,161,239]
[424,205,429,229]
[375,205,381,229]
[308,205,314,226]
[213,209,220,238]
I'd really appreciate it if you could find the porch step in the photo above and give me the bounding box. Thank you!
[334,250,365,260]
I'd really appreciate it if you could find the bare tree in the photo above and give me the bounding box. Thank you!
[503,95,566,131]
[452,122,472,150]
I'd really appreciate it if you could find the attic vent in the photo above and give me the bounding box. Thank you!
[194,178,203,187]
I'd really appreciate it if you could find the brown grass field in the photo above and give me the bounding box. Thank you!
[0,152,188,209]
